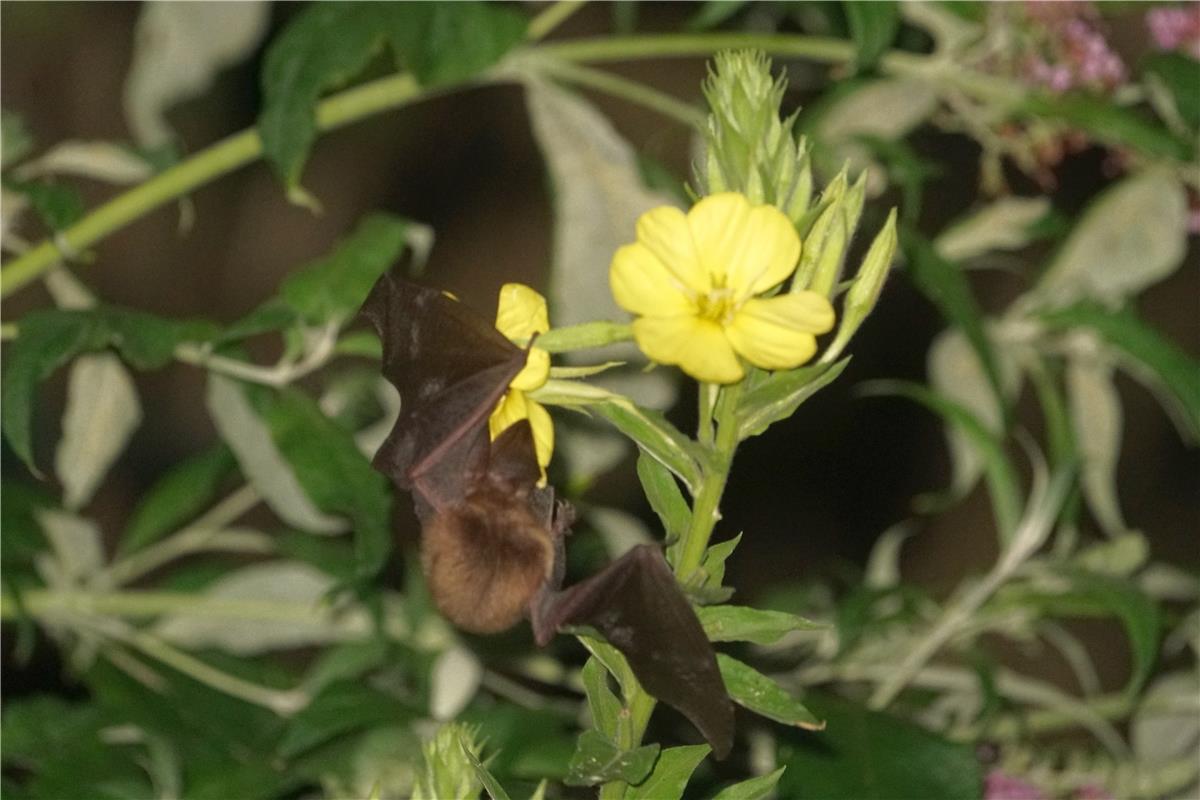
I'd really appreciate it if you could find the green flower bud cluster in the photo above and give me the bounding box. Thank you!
[698,49,899,360]
[411,723,484,800]
[697,50,813,225]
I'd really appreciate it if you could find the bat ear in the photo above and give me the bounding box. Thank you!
[487,420,542,490]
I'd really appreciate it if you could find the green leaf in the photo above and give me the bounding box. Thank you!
[1022,92,1194,162]
[862,380,1022,539]
[1039,302,1200,439]
[581,656,623,741]
[716,654,823,729]
[902,230,1007,426]
[711,767,787,800]
[698,605,826,644]
[686,1,748,31]
[280,213,412,325]
[1,695,153,800]
[1143,52,1200,130]
[251,385,394,577]
[259,2,525,194]
[564,730,659,788]
[1025,568,1161,697]
[9,178,85,230]
[592,402,703,492]
[2,311,107,471]
[636,450,690,541]
[736,359,849,440]
[120,445,235,554]
[777,693,983,800]
[626,744,709,800]
[461,741,514,800]
[579,635,639,702]
[700,533,742,590]
[845,1,899,71]
[2,108,34,168]
[277,681,410,759]
[207,375,350,535]
[1030,168,1188,308]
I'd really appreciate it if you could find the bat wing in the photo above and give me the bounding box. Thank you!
[533,544,734,759]
[361,272,526,513]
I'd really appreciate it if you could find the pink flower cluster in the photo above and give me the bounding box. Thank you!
[983,771,1116,800]
[1021,2,1127,93]
[1146,5,1200,59]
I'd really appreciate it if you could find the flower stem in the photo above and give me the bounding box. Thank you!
[530,58,706,129]
[526,0,588,43]
[600,381,743,798]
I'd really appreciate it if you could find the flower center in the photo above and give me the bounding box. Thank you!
[695,286,738,326]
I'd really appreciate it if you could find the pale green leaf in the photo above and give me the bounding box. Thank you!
[430,645,483,721]
[125,1,271,145]
[1031,168,1187,308]
[206,375,347,534]
[154,561,368,654]
[55,353,142,510]
[1066,356,1128,536]
[935,196,1051,263]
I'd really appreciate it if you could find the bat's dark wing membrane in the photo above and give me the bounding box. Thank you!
[533,545,734,759]
[360,273,526,514]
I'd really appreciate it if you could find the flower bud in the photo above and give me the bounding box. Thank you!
[823,209,898,361]
[697,50,813,226]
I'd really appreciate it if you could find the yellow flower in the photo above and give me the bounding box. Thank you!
[610,193,836,384]
[489,283,554,476]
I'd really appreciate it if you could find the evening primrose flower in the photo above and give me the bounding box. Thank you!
[489,283,554,476]
[610,192,835,384]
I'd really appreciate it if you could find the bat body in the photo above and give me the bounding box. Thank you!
[361,272,734,759]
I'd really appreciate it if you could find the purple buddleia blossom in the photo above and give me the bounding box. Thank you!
[1074,783,1115,800]
[1020,1,1126,93]
[1147,5,1200,59]
[984,770,1048,800]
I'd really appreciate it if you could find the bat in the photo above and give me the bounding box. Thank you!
[360,271,734,758]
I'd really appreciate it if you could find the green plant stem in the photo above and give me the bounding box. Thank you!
[677,382,742,580]
[530,58,706,129]
[538,33,1025,107]
[600,382,742,799]
[110,625,309,716]
[0,73,421,299]
[103,485,265,586]
[526,0,588,42]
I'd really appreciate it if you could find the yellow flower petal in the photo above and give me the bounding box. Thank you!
[632,315,743,384]
[525,398,555,472]
[510,346,550,392]
[635,206,710,294]
[496,283,549,341]
[688,193,800,298]
[489,389,528,442]
[610,242,697,317]
[725,293,835,371]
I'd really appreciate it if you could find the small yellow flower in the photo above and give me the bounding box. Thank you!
[610,193,836,384]
[489,283,554,476]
